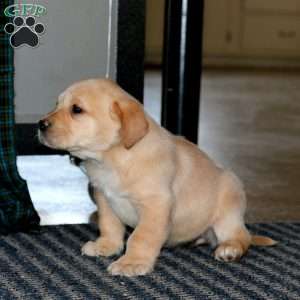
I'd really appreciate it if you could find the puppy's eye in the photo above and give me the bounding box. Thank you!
[72,104,83,114]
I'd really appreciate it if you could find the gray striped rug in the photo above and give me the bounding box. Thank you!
[0,223,299,299]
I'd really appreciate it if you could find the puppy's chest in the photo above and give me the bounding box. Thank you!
[86,163,138,227]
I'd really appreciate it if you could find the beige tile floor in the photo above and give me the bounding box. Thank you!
[144,69,300,223]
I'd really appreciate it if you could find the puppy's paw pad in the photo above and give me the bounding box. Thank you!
[108,256,153,277]
[81,239,123,257]
[214,243,243,262]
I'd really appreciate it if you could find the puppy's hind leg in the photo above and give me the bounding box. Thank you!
[212,172,251,262]
[213,224,251,262]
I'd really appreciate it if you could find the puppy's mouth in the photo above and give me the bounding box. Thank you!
[38,130,61,149]
[38,130,52,147]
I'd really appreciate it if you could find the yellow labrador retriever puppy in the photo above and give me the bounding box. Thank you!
[38,79,276,276]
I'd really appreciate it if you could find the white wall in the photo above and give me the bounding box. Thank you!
[14,0,117,123]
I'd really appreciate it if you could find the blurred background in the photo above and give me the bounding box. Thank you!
[144,0,300,222]
[146,0,300,67]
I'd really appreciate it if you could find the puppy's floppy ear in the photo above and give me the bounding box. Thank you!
[111,100,149,149]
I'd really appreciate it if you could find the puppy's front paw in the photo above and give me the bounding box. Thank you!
[214,242,243,262]
[107,255,154,277]
[81,238,123,257]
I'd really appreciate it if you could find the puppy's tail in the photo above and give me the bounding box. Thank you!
[251,235,277,246]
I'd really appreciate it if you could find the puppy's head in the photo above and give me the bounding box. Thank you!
[38,79,148,156]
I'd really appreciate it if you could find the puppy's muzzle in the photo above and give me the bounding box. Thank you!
[38,119,51,132]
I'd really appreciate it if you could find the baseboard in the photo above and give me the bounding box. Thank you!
[146,55,300,69]
[203,56,300,69]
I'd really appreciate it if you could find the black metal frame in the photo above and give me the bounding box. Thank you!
[117,0,145,102]
[16,0,145,155]
[162,0,204,144]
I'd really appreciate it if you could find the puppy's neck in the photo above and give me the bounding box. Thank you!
[70,149,99,161]
[70,143,129,165]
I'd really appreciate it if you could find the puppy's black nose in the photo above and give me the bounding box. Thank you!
[38,119,51,132]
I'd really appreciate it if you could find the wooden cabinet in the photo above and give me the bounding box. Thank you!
[203,0,240,56]
[145,0,300,66]
[203,0,300,66]
[244,0,300,13]
[243,15,300,56]
[145,0,165,65]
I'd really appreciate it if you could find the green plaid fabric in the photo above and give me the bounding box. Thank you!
[0,0,40,234]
